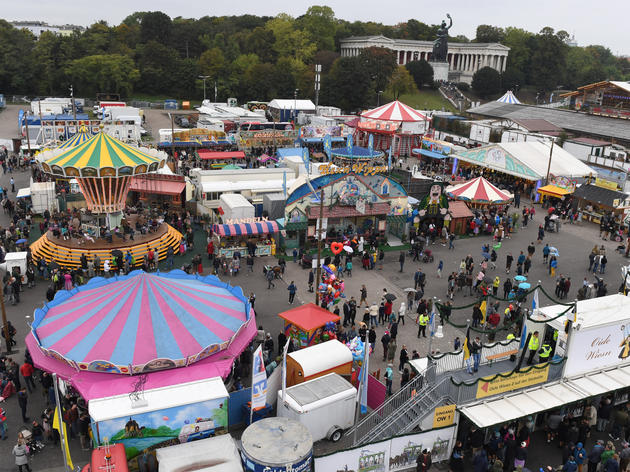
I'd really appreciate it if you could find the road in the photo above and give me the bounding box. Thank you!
[0,104,623,471]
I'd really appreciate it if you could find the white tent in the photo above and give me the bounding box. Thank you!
[268,99,316,111]
[453,142,594,181]
[496,90,521,104]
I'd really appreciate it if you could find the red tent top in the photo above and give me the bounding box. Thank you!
[198,150,246,160]
[361,100,428,122]
[447,176,513,203]
[278,303,340,331]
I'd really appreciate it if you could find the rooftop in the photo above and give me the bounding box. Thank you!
[341,35,509,50]
[467,102,630,143]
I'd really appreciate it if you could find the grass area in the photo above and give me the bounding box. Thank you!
[385,90,456,112]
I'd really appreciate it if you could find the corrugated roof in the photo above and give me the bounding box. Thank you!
[448,200,474,219]
[568,137,612,146]
[511,119,562,132]
[572,183,628,208]
[467,102,630,142]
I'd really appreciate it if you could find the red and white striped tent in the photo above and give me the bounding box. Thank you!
[361,100,428,122]
[446,177,513,204]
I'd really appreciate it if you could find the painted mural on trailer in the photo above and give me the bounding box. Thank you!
[94,399,228,461]
[285,173,408,224]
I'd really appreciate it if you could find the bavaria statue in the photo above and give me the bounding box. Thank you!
[432,14,452,62]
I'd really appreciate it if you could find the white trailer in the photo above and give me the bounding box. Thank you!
[219,193,255,222]
[29,181,57,214]
[277,373,356,443]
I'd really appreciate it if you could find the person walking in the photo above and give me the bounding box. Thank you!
[20,362,36,393]
[13,439,31,472]
[506,253,513,274]
[381,331,391,361]
[399,251,405,272]
[471,337,482,372]
[359,285,368,307]
[17,388,28,422]
[0,407,7,440]
[384,364,393,396]
[287,281,297,304]
[398,344,409,373]
[266,268,275,289]
[387,337,397,363]
[417,311,429,338]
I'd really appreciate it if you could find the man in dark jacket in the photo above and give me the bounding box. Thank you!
[17,388,28,422]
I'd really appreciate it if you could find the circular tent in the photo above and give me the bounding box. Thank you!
[361,100,428,122]
[496,90,521,104]
[358,100,429,157]
[31,271,252,374]
[331,146,384,164]
[446,176,513,205]
[37,131,166,213]
[56,125,93,150]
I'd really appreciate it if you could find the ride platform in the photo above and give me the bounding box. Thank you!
[30,223,183,269]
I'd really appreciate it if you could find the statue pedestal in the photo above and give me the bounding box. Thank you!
[429,61,449,82]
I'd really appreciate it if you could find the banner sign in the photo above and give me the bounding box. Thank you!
[564,323,630,378]
[433,404,457,428]
[476,366,550,399]
[251,345,268,410]
[319,163,388,176]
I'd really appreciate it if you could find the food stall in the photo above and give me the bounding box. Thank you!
[211,220,279,258]
[571,182,630,224]
[278,303,340,349]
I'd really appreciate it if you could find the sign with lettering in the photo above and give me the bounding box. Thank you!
[595,177,619,192]
[432,404,456,428]
[564,323,630,377]
[225,217,269,225]
[319,163,388,176]
[476,366,550,399]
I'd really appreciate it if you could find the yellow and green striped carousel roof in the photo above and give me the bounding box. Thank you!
[44,132,162,170]
[56,126,92,149]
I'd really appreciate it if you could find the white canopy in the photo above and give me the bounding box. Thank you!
[156,435,243,472]
[453,142,594,181]
[460,365,630,429]
[16,188,31,198]
[268,99,316,111]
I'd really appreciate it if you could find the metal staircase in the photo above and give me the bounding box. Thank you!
[346,364,455,446]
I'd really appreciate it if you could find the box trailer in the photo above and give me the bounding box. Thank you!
[277,373,356,442]
[286,339,353,387]
[219,193,255,222]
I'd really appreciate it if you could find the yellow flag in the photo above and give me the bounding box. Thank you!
[480,301,487,325]
[52,408,74,469]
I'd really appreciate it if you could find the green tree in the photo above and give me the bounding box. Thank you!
[321,56,371,112]
[198,47,226,79]
[358,46,398,94]
[243,27,277,63]
[406,60,434,89]
[265,14,316,63]
[0,20,37,94]
[386,66,417,97]
[245,63,276,100]
[475,25,505,43]
[140,11,172,45]
[298,6,337,51]
[471,66,501,97]
[502,27,533,82]
[501,67,525,92]
[135,41,180,94]
[528,28,568,90]
[66,54,139,97]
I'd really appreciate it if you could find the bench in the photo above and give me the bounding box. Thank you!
[485,349,519,365]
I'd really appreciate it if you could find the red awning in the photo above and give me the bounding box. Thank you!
[198,150,246,160]
[129,178,185,196]
[278,303,340,331]
[307,202,391,219]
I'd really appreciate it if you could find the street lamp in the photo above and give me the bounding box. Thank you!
[293,88,299,122]
[198,75,211,101]
[377,90,384,107]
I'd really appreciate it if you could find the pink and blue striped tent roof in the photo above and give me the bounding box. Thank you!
[31,270,252,374]
[212,220,279,237]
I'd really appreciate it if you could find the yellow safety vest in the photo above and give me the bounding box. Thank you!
[539,344,552,358]
[553,331,558,341]
[507,334,515,340]
[419,314,429,326]
[528,336,540,351]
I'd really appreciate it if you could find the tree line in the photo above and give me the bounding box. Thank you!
[0,8,627,111]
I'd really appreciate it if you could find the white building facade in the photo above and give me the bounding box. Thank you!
[340,35,509,84]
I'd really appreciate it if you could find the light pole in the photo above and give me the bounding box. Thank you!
[293,89,299,123]
[198,75,211,102]
[69,84,76,121]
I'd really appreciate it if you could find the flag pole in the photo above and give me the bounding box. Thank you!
[427,297,438,357]
[249,348,255,425]
[52,373,70,472]
[461,320,470,370]
[352,339,369,446]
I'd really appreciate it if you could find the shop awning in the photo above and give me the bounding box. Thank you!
[412,148,449,159]
[16,188,31,198]
[460,365,630,429]
[572,183,630,209]
[448,200,474,219]
[536,184,572,198]
[212,220,279,237]
[306,202,390,219]
[129,178,185,195]
[198,150,246,160]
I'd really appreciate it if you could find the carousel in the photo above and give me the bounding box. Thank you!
[31,129,182,269]
[356,100,430,157]
[446,176,513,208]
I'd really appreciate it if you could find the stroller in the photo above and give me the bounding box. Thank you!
[422,249,434,263]
[20,427,45,455]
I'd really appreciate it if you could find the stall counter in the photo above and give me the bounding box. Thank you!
[218,243,274,258]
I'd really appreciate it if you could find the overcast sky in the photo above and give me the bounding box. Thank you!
[6,0,629,55]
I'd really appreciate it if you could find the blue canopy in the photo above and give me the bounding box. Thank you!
[412,148,449,160]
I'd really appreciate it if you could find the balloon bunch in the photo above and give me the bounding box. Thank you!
[346,336,371,365]
[318,263,345,306]
[321,321,338,342]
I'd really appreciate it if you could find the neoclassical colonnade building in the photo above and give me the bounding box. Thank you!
[340,35,510,84]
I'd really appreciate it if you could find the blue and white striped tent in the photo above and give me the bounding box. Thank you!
[496,90,521,104]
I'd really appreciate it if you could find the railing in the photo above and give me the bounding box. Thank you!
[346,363,438,446]
[586,154,630,172]
[430,338,521,375]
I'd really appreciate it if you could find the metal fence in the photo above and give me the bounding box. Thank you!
[431,338,521,375]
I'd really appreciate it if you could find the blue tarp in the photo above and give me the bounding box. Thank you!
[276,147,303,158]
[412,148,449,160]
[299,136,345,144]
